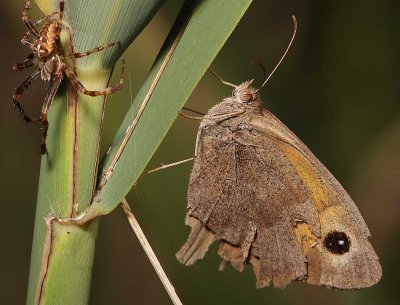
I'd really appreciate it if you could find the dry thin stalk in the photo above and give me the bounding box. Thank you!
[121,198,183,305]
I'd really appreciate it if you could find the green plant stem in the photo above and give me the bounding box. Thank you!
[27,1,163,304]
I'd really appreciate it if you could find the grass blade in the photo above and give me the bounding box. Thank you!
[82,0,253,219]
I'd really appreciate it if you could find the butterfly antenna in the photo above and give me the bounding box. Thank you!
[209,68,237,88]
[259,15,297,90]
[251,60,267,85]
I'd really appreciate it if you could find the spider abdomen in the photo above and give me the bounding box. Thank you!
[35,21,61,58]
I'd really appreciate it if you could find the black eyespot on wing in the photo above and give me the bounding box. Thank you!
[323,231,351,254]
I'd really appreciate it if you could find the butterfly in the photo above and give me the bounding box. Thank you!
[176,16,381,289]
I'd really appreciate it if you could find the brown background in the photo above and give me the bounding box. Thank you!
[1,0,399,304]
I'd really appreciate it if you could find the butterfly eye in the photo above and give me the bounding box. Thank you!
[240,92,253,103]
[323,231,351,255]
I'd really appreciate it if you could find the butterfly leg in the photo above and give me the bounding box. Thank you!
[146,157,195,174]
[179,107,205,120]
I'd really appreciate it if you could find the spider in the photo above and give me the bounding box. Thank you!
[12,0,125,154]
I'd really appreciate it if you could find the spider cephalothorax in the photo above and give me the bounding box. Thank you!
[13,0,125,154]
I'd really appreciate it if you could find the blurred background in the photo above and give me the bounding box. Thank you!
[1,0,399,304]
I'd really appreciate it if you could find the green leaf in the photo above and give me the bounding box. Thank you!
[81,0,253,220]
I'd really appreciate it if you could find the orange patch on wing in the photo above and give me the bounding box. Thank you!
[278,142,332,212]
[294,222,318,251]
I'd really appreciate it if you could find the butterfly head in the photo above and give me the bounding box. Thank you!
[233,80,261,106]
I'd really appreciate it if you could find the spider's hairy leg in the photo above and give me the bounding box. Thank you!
[69,42,120,59]
[21,12,58,42]
[33,12,58,27]
[21,38,34,48]
[40,75,63,154]
[12,69,41,123]
[63,60,125,96]
[13,53,36,71]
[22,0,38,37]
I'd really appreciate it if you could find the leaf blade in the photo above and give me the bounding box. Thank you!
[85,0,253,218]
